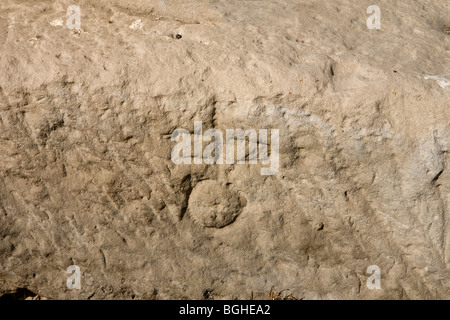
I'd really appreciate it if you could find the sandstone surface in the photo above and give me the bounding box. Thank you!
[0,0,449,299]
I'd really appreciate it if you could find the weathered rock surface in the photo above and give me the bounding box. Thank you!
[0,0,449,299]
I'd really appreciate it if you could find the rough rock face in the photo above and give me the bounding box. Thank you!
[0,0,449,300]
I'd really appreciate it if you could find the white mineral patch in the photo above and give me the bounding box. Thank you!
[424,75,450,90]
[129,19,144,30]
[50,19,64,27]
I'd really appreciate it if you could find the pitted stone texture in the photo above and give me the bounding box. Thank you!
[0,0,449,300]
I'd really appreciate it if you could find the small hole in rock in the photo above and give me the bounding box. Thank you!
[203,289,213,299]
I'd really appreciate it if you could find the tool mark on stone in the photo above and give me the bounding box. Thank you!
[376,210,411,230]
[100,249,107,268]
[179,174,194,221]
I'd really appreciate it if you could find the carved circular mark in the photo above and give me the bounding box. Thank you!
[187,180,246,228]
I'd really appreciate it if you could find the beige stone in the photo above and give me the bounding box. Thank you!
[0,0,449,299]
